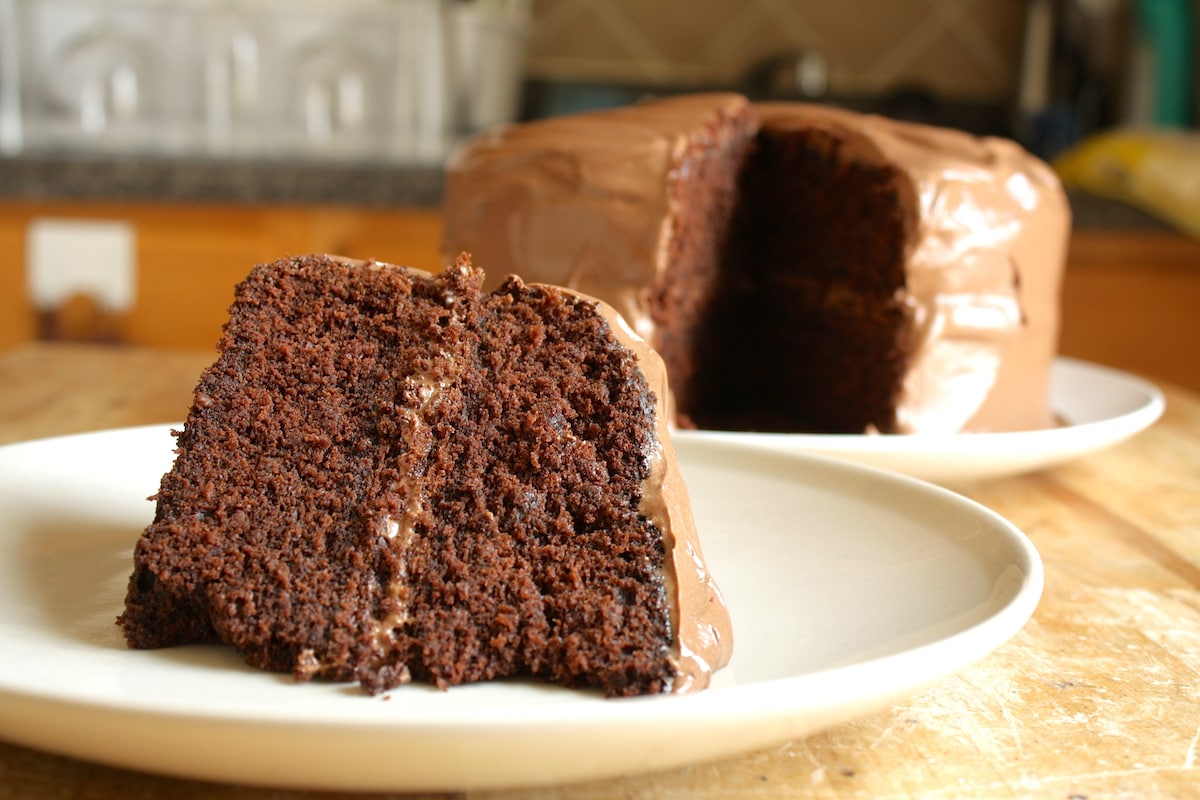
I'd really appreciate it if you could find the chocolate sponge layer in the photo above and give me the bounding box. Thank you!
[118,254,675,696]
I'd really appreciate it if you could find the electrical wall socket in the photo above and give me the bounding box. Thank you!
[26,218,137,313]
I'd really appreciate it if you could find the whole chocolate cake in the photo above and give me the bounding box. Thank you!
[442,93,1071,434]
[118,254,732,697]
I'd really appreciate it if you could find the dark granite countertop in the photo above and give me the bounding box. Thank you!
[0,154,1173,231]
[0,155,445,208]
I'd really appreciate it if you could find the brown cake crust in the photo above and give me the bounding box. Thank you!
[118,254,731,697]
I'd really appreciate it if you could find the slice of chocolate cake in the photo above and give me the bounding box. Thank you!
[117,254,731,697]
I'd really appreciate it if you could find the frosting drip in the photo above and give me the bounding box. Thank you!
[582,297,733,691]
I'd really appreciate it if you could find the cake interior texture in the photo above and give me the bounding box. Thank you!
[682,125,910,433]
[119,254,717,697]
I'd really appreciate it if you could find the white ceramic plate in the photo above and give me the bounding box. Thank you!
[676,357,1165,484]
[0,425,1042,792]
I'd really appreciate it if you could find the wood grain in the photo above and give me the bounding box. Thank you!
[0,342,1197,798]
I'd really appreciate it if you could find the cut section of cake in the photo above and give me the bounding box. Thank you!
[442,93,1071,434]
[118,254,732,697]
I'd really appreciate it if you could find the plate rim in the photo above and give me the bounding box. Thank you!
[674,356,1165,481]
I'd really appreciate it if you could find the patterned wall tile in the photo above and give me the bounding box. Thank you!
[525,0,1027,101]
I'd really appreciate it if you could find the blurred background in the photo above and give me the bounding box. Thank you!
[3,0,1195,163]
[0,0,1197,390]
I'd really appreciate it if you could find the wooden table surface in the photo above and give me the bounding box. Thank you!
[1,341,1198,799]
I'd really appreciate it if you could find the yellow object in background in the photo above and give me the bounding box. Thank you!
[1054,129,1200,239]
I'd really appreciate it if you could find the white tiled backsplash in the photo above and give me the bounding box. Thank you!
[0,0,530,163]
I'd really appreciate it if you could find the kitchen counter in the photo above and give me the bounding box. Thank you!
[0,341,1197,798]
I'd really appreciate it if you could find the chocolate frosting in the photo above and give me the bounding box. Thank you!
[443,93,1070,434]
[443,94,749,344]
[577,291,733,692]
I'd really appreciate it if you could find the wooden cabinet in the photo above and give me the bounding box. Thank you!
[0,201,443,350]
[1058,230,1200,392]
[1,200,1197,391]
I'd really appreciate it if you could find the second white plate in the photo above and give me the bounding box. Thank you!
[676,357,1165,484]
[0,426,1042,791]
